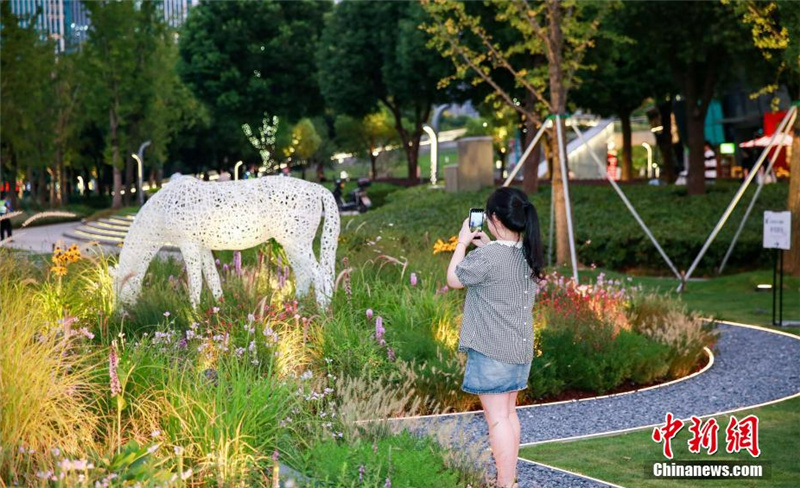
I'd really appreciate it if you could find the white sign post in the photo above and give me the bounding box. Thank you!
[763,211,791,250]
[763,211,791,326]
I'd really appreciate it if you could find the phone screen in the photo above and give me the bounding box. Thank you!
[469,209,484,230]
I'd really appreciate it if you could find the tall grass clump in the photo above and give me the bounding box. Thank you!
[0,251,100,481]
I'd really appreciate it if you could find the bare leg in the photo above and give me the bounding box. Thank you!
[508,391,521,484]
[480,393,517,488]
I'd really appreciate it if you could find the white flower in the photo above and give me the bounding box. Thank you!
[146,444,160,454]
[163,311,171,317]
[181,468,193,480]
[173,446,184,456]
[151,430,161,438]
[247,313,256,322]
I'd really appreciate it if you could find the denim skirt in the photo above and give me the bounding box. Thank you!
[461,348,532,395]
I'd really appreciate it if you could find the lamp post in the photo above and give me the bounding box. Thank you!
[641,142,653,178]
[133,140,151,206]
[422,124,439,187]
[234,161,243,181]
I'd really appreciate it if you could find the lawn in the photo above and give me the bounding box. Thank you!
[519,394,800,488]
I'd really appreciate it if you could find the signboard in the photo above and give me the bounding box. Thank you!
[720,142,735,155]
[763,211,791,250]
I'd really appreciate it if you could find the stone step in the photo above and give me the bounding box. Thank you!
[84,221,130,236]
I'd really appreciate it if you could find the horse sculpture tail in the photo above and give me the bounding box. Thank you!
[318,186,341,305]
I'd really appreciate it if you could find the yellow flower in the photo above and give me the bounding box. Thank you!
[432,235,459,255]
[51,265,68,277]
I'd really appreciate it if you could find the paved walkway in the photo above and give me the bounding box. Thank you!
[404,322,800,487]
[0,221,87,254]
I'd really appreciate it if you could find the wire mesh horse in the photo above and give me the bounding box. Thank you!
[112,174,340,310]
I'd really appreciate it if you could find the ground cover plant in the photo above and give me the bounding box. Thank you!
[1,183,745,486]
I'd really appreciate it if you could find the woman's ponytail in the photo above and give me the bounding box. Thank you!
[522,202,544,281]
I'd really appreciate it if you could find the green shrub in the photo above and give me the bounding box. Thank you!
[307,431,463,488]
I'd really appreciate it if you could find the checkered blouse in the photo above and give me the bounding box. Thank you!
[454,239,537,364]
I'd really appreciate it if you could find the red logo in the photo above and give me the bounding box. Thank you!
[652,412,760,459]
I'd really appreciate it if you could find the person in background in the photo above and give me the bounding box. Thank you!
[0,195,13,240]
[704,141,718,182]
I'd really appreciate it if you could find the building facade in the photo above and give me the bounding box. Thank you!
[8,0,195,52]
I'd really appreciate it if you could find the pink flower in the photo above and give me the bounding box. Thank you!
[410,273,417,286]
[233,251,242,276]
[387,347,395,361]
[109,343,121,396]
[366,309,373,320]
[375,316,385,343]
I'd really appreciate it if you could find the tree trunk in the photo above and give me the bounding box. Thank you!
[546,1,573,271]
[685,105,706,196]
[785,108,800,276]
[620,110,633,181]
[124,152,135,206]
[110,107,122,209]
[369,153,377,180]
[657,100,677,183]
[521,91,540,194]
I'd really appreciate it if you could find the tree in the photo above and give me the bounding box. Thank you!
[731,1,800,275]
[178,0,330,170]
[318,0,456,183]
[422,0,611,268]
[0,3,58,206]
[571,10,662,181]
[334,111,397,179]
[623,2,754,196]
[288,118,322,180]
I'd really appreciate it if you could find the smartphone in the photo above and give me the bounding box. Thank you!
[469,208,484,233]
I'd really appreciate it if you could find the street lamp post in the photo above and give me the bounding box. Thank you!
[132,140,151,207]
[422,125,439,187]
[234,161,243,181]
[641,142,653,179]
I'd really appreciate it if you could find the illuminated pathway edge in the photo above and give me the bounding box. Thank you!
[398,322,800,488]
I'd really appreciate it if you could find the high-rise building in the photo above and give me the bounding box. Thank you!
[8,0,196,52]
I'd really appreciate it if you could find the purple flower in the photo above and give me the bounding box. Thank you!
[358,465,365,482]
[233,251,242,276]
[109,343,121,396]
[387,347,395,361]
[215,258,220,266]
[366,308,373,320]
[384,478,391,488]
[222,263,229,273]
[272,450,279,462]
[375,316,385,343]
[410,273,417,286]
[178,337,187,349]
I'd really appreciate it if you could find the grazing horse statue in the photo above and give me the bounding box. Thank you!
[112,174,340,309]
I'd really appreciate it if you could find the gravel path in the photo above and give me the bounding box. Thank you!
[402,322,800,487]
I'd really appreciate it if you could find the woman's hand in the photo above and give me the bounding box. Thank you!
[458,218,480,247]
[473,231,491,247]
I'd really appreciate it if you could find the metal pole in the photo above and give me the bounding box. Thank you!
[134,140,152,207]
[718,110,796,274]
[234,160,243,181]
[555,115,579,282]
[642,142,653,179]
[679,105,796,291]
[422,125,439,186]
[502,121,549,187]
[572,123,682,280]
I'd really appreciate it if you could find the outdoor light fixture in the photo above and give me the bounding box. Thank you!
[131,154,144,206]
[422,124,440,187]
[756,284,772,291]
[234,160,243,180]
[641,142,653,178]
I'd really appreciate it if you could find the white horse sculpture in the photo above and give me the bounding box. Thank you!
[113,174,340,309]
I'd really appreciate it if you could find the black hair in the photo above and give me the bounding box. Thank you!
[485,187,544,280]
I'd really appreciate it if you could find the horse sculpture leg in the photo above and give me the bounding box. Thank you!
[201,248,223,301]
[180,243,205,308]
[282,241,321,301]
